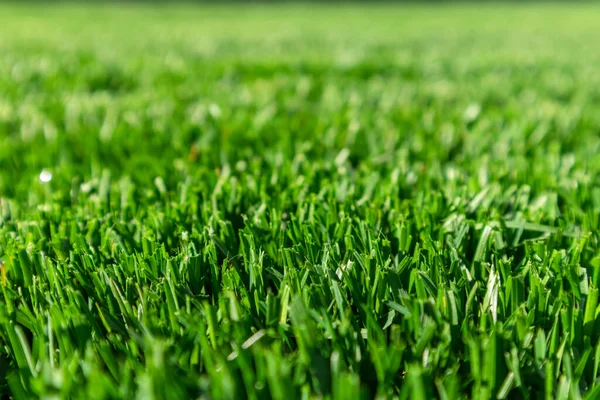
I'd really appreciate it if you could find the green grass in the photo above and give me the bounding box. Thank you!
[2,3,600,399]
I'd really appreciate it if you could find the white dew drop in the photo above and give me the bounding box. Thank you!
[39,169,53,183]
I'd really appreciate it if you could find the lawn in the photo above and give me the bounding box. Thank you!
[1,3,600,399]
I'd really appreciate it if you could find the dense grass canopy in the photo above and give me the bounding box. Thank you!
[1,3,600,399]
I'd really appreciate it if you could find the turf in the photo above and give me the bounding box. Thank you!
[1,3,600,399]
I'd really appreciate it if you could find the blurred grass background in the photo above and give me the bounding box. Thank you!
[2,2,600,200]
